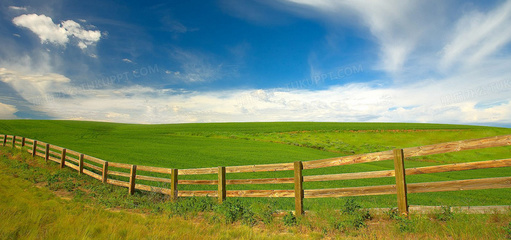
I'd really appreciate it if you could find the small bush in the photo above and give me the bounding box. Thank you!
[342,198,362,215]
[46,172,63,190]
[283,212,297,226]
[385,207,415,233]
[250,202,275,224]
[396,216,415,233]
[433,205,453,221]
[386,208,399,220]
[215,199,255,225]
[327,198,372,232]
[170,197,216,218]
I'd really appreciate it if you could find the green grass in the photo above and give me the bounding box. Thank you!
[0,150,305,240]
[1,120,510,210]
[1,147,511,240]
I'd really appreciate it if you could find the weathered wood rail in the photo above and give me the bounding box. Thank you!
[1,134,510,216]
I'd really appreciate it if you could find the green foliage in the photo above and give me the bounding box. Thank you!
[504,222,511,239]
[342,198,363,215]
[395,216,415,233]
[250,201,275,224]
[383,208,418,233]
[283,212,297,226]
[215,199,256,225]
[385,207,415,233]
[46,171,77,191]
[433,205,454,221]
[328,198,372,232]
[386,208,400,220]
[169,197,216,218]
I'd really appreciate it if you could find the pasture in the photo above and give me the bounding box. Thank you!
[1,120,511,210]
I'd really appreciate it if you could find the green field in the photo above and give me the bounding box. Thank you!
[0,151,304,240]
[1,120,510,210]
[2,149,509,239]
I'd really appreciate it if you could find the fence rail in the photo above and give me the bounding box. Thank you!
[1,133,510,216]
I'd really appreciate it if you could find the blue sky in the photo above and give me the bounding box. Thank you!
[1,0,511,127]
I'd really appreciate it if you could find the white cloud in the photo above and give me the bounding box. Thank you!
[0,68,70,84]
[106,112,130,119]
[441,0,511,70]
[12,14,101,50]
[0,68,70,106]
[8,6,27,11]
[12,14,69,46]
[279,0,441,74]
[2,68,508,125]
[278,0,511,81]
[2,2,510,126]
[170,49,225,83]
[61,20,101,49]
[0,102,17,119]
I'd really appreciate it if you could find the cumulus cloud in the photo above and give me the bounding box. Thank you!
[12,14,101,50]
[12,14,68,46]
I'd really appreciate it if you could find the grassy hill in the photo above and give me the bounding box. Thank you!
[1,120,510,209]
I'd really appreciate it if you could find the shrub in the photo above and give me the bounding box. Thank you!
[250,202,275,224]
[386,208,399,220]
[342,198,362,215]
[170,197,216,218]
[396,216,415,233]
[328,198,372,232]
[283,212,297,226]
[385,207,415,233]
[215,199,255,225]
[433,205,453,221]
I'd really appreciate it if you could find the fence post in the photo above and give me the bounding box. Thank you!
[3,135,6,146]
[45,144,50,162]
[102,161,109,184]
[79,154,84,174]
[171,169,178,201]
[12,136,16,148]
[218,166,226,203]
[32,140,37,157]
[129,165,137,195]
[294,161,304,216]
[21,137,25,147]
[393,149,409,216]
[60,149,67,168]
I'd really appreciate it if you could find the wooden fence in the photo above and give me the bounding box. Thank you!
[1,134,510,216]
